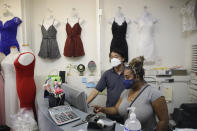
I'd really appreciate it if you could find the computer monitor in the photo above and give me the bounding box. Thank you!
[62,84,88,113]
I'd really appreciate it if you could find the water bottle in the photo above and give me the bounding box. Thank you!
[124,107,141,131]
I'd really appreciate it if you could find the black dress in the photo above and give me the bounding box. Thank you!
[110,19,128,62]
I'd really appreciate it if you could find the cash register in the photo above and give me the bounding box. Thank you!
[48,83,89,125]
[48,104,80,125]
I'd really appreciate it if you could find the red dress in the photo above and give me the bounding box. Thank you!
[64,22,85,57]
[14,52,36,117]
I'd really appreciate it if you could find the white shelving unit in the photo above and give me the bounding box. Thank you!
[189,45,197,102]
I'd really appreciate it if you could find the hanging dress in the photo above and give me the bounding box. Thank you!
[110,18,128,62]
[0,17,21,55]
[64,19,85,57]
[0,54,5,125]
[181,0,197,32]
[137,17,156,61]
[38,19,61,59]
[1,52,20,127]
[14,52,36,118]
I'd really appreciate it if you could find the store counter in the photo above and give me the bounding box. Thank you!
[36,90,124,131]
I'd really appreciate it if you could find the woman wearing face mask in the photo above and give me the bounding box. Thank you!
[93,56,169,131]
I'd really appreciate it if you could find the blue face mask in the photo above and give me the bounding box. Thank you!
[123,79,135,89]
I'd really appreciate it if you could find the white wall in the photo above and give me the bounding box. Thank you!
[100,0,190,71]
[29,0,97,78]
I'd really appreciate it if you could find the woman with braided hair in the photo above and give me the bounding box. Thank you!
[93,56,169,131]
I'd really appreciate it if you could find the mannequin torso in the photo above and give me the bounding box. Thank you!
[66,16,84,27]
[135,11,157,25]
[0,12,21,55]
[40,15,60,30]
[14,50,36,119]
[110,15,131,25]
[109,7,131,40]
[65,8,84,27]
[1,46,19,66]
[109,7,131,25]
[1,16,14,24]
[18,53,34,66]
[19,44,34,66]
[135,11,158,61]
[0,6,15,24]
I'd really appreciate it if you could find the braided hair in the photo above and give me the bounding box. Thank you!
[127,56,145,80]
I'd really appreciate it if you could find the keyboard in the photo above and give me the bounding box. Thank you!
[48,105,80,125]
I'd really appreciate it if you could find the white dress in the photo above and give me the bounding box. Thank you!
[181,0,197,32]
[1,53,20,127]
[137,16,157,62]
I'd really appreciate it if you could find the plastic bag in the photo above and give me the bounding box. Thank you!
[11,108,38,131]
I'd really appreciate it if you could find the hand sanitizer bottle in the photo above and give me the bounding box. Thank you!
[124,107,141,131]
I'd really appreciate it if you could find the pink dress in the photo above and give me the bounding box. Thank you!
[0,71,5,125]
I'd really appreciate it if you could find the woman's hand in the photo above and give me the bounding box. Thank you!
[92,105,104,113]
[91,98,123,115]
